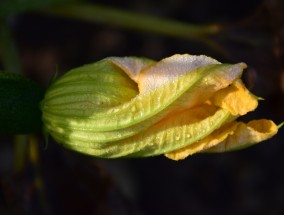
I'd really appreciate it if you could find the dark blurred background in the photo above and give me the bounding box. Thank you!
[0,0,284,214]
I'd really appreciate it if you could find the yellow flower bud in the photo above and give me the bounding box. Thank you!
[41,54,279,159]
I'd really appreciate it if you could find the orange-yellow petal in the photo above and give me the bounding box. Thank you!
[205,119,278,152]
[165,119,278,160]
[210,79,258,115]
[165,121,238,160]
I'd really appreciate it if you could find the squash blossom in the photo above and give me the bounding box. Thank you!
[41,54,280,160]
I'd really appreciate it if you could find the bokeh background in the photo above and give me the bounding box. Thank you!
[0,0,284,214]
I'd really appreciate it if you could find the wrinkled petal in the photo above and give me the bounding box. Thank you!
[210,79,258,115]
[165,119,278,160]
[205,119,278,152]
[165,121,237,160]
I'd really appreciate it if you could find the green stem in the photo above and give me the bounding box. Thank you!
[0,23,45,204]
[43,3,221,42]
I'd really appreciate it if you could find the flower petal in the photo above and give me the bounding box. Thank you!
[205,119,278,152]
[138,54,220,93]
[165,121,237,160]
[60,104,234,158]
[109,56,155,82]
[165,119,278,160]
[210,79,258,115]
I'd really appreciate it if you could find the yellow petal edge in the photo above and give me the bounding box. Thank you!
[165,120,278,160]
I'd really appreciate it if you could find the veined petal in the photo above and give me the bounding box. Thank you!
[165,121,238,160]
[165,119,278,160]
[60,104,234,158]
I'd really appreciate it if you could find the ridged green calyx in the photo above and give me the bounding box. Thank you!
[41,54,279,160]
